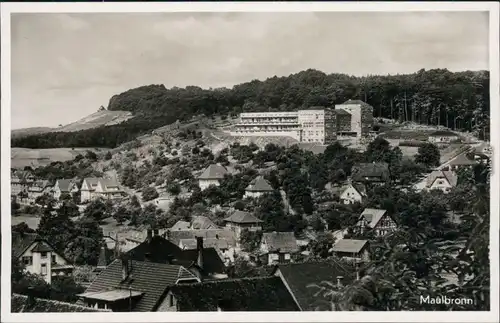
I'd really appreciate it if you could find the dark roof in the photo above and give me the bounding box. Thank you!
[224,210,263,224]
[127,235,227,275]
[31,241,54,253]
[332,239,369,254]
[56,179,75,192]
[198,164,228,180]
[12,294,109,312]
[335,108,351,116]
[170,276,299,311]
[83,259,198,312]
[274,261,355,311]
[12,232,39,258]
[429,130,458,137]
[191,216,218,230]
[351,162,390,182]
[245,176,274,192]
[262,232,299,253]
[167,229,237,247]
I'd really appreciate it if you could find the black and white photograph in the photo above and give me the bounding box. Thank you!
[1,2,499,322]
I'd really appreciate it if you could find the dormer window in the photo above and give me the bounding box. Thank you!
[41,252,48,259]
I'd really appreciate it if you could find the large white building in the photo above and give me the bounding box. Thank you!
[229,101,373,143]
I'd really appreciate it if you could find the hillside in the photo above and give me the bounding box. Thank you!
[11,68,490,149]
[11,110,132,138]
[11,147,109,169]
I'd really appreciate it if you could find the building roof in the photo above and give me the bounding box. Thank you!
[332,239,369,254]
[273,260,355,311]
[127,235,227,275]
[170,220,191,231]
[96,245,114,268]
[31,241,54,253]
[426,170,458,188]
[261,232,299,253]
[449,153,477,166]
[82,177,100,190]
[12,232,39,258]
[167,229,237,247]
[342,183,367,197]
[429,130,458,137]
[224,210,263,224]
[11,294,110,313]
[99,178,122,191]
[245,176,274,192]
[351,162,390,182]
[169,276,299,311]
[56,179,75,192]
[198,164,228,180]
[180,238,229,251]
[359,208,388,228]
[78,289,144,302]
[339,99,372,108]
[335,108,351,116]
[191,216,218,230]
[82,259,198,312]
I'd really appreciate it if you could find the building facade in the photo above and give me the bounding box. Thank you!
[334,100,374,138]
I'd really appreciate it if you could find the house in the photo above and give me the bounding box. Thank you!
[170,220,191,231]
[198,164,228,191]
[11,170,35,197]
[272,260,356,311]
[12,232,74,284]
[428,130,460,144]
[339,182,366,204]
[332,239,370,262]
[259,232,299,265]
[80,177,124,203]
[351,162,390,185]
[191,216,219,230]
[53,179,79,201]
[127,230,228,279]
[223,210,263,240]
[77,258,200,311]
[165,276,299,311]
[471,142,492,162]
[357,208,396,237]
[244,176,274,198]
[11,293,110,313]
[25,180,52,204]
[448,153,477,171]
[426,170,458,193]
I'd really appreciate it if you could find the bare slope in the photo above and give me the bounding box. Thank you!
[11,147,110,169]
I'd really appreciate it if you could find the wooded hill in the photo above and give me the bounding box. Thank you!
[12,68,490,149]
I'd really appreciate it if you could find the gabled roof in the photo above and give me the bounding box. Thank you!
[351,163,390,182]
[191,216,218,230]
[426,170,458,188]
[335,108,351,116]
[82,177,100,190]
[198,164,228,180]
[180,238,229,251]
[167,229,237,247]
[82,259,198,312]
[449,153,477,166]
[332,239,369,254]
[31,241,54,253]
[169,276,299,311]
[342,183,367,197]
[274,260,355,311]
[261,232,299,253]
[56,179,75,192]
[12,232,39,258]
[359,208,388,228]
[170,220,191,231]
[224,210,263,224]
[339,99,372,108]
[11,294,110,312]
[99,178,121,191]
[245,176,274,192]
[31,180,51,189]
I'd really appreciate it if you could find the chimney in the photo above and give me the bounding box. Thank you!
[153,229,159,237]
[121,256,129,280]
[144,252,151,262]
[196,237,204,269]
[146,229,153,242]
[336,276,344,287]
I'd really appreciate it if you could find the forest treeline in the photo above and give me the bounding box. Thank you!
[12,68,490,149]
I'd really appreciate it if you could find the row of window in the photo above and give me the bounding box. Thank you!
[22,254,56,266]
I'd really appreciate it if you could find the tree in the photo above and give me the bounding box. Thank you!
[35,193,57,208]
[58,200,80,218]
[37,206,76,252]
[104,151,112,160]
[11,198,21,214]
[415,143,440,168]
[112,205,131,224]
[309,233,335,258]
[65,217,104,265]
[240,229,263,252]
[83,199,109,222]
[167,183,181,195]
[142,186,159,201]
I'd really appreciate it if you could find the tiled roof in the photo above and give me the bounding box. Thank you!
[245,176,274,192]
[180,238,229,250]
[191,216,218,230]
[11,294,109,312]
[83,259,198,312]
[351,163,390,182]
[168,229,237,247]
[262,232,299,253]
[332,239,368,254]
[31,241,54,253]
[335,108,351,116]
[449,153,477,166]
[342,183,367,197]
[224,210,263,224]
[56,179,75,192]
[198,164,228,180]
[100,178,122,191]
[170,220,191,231]
[274,260,355,311]
[82,178,100,190]
[170,276,299,311]
[426,170,458,188]
[359,208,387,228]
[340,99,372,108]
[12,232,38,258]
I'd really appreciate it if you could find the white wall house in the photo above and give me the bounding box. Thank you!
[357,208,397,237]
[425,170,458,193]
[428,130,460,144]
[224,210,263,241]
[244,176,274,198]
[13,233,74,284]
[53,179,79,201]
[339,183,366,205]
[80,178,123,203]
[198,164,228,191]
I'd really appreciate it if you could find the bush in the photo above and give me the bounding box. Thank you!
[142,186,159,201]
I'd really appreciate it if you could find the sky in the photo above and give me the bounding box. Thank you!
[11,11,489,130]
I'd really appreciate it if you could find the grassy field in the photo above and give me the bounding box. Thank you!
[11,147,110,169]
[381,129,436,141]
[11,215,41,229]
